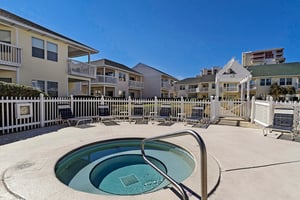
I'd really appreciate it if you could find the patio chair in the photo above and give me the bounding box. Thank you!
[263,108,299,140]
[154,104,171,122]
[57,104,93,127]
[185,106,205,125]
[98,104,114,122]
[129,104,145,123]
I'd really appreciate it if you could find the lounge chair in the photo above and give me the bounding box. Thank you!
[154,104,171,122]
[263,108,298,140]
[98,104,114,122]
[57,104,92,127]
[185,106,204,125]
[129,104,144,123]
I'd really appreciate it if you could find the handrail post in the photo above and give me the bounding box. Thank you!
[141,129,207,200]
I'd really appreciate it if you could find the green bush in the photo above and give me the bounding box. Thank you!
[0,81,49,97]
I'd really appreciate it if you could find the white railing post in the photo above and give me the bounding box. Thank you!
[101,95,105,105]
[40,93,45,128]
[180,96,184,120]
[268,96,274,125]
[128,96,132,117]
[210,96,215,122]
[250,96,255,123]
[154,96,158,117]
[70,94,74,112]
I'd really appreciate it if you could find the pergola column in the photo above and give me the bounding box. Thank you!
[247,77,250,100]
[215,79,220,99]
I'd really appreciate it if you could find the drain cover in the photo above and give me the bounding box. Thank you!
[120,174,139,186]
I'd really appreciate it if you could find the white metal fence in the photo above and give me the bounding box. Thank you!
[0,95,211,134]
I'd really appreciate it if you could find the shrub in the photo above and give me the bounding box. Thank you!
[0,81,49,97]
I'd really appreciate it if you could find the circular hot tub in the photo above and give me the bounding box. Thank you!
[55,138,195,196]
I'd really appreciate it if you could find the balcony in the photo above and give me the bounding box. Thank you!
[161,82,171,90]
[222,86,238,92]
[129,80,144,89]
[68,59,96,79]
[0,42,22,67]
[92,75,117,85]
[187,88,197,93]
[198,87,209,92]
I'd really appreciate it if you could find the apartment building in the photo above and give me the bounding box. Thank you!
[91,59,144,98]
[175,66,220,99]
[175,59,252,100]
[0,9,98,97]
[242,48,285,67]
[133,63,178,98]
[176,75,216,99]
[247,62,300,99]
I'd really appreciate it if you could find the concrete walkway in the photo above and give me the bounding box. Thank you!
[0,122,300,200]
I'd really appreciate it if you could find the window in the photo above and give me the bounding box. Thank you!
[286,78,292,85]
[119,72,126,81]
[266,78,271,86]
[32,80,58,97]
[47,81,58,97]
[265,51,274,58]
[280,78,292,86]
[32,80,45,92]
[188,85,197,89]
[0,77,12,83]
[179,85,185,90]
[211,83,215,89]
[260,78,271,86]
[0,30,11,44]
[47,42,58,61]
[32,37,44,59]
[105,71,115,76]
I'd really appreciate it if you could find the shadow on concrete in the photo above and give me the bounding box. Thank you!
[0,125,65,146]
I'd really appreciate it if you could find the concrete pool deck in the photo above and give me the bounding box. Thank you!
[0,122,300,200]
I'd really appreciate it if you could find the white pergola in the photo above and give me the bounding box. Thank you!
[215,58,252,100]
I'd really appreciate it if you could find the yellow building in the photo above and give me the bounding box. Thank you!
[0,9,98,97]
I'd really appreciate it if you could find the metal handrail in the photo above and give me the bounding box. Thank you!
[141,129,207,200]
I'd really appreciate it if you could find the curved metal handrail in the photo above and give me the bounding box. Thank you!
[141,129,207,200]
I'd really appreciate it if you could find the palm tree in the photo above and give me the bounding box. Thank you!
[269,83,281,100]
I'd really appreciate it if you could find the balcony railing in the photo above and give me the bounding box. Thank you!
[0,42,22,67]
[68,59,96,79]
[222,86,238,92]
[129,80,144,89]
[198,87,209,92]
[92,75,117,84]
[161,82,171,90]
[187,88,197,93]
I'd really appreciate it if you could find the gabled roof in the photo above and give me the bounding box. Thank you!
[176,77,201,84]
[246,62,300,77]
[0,9,98,56]
[134,63,178,81]
[176,74,216,84]
[92,59,142,75]
[216,58,251,83]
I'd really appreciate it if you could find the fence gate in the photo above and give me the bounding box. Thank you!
[217,100,250,119]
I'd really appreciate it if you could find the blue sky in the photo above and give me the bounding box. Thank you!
[2,0,300,79]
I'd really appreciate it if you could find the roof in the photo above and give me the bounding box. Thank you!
[92,59,142,75]
[134,63,178,81]
[243,47,284,54]
[0,9,98,56]
[246,62,300,77]
[176,74,216,84]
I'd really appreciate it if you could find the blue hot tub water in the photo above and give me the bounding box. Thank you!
[55,138,195,196]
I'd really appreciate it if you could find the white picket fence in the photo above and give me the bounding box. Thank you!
[0,94,211,134]
[251,96,300,127]
[3,94,291,135]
